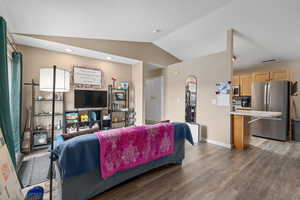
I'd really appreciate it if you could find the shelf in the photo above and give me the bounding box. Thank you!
[32,144,50,151]
[65,120,102,126]
[112,88,127,91]
[109,110,129,112]
[34,114,63,117]
[33,99,63,102]
[33,129,63,133]
[112,121,126,123]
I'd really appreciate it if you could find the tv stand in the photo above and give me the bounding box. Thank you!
[64,108,112,134]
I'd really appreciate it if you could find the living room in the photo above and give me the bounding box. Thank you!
[1,1,300,200]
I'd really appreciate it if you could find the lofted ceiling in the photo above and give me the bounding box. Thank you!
[1,0,232,41]
[2,0,300,68]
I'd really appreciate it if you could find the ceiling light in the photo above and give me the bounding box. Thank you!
[152,29,162,33]
[64,48,72,52]
[107,57,112,60]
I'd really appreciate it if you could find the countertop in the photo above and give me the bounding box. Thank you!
[235,107,252,110]
[231,110,282,118]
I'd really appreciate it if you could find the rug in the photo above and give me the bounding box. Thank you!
[18,154,50,187]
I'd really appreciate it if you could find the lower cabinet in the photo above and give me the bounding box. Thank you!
[232,115,250,150]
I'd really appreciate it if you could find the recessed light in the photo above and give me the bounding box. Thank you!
[152,29,162,33]
[64,48,72,52]
[107,57,112,60]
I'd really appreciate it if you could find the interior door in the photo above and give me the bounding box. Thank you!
[145,77,163,123]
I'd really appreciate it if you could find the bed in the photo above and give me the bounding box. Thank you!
[53,122,193,200]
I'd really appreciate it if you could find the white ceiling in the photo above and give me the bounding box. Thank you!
[2,0,300,68]
[1,0,232,41]
[156,0,300,68]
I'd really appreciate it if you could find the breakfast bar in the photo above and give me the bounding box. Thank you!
[231,111,282,150]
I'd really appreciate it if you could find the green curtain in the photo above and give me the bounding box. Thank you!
[0,17,16,167]
[11,52,22,154]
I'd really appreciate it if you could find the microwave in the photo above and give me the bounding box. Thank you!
[232,86,240,96]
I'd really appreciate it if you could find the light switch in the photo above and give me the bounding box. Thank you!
[211,99,217,105]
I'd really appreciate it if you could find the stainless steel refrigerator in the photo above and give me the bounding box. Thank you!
[250,81,289,141]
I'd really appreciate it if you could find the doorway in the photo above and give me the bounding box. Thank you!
[145,76,164,124]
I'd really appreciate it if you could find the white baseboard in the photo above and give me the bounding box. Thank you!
[203,138,232,149]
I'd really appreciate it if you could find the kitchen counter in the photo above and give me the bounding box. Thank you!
[231,110,282,118]
[231,110,281,150]
[234,107,252,111]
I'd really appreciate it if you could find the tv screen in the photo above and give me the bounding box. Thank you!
[75,90,107,108]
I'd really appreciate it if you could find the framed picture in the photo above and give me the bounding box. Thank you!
[73,66,102,89]
[115,92,125,100]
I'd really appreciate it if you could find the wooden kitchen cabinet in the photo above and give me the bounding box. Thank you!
[232,76,240,86]
[232,114,250,150]
[270,70,290,81]
[240,74,252,96]
[253,72,270,82]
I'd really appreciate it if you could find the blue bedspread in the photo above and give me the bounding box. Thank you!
[53,122,193,179]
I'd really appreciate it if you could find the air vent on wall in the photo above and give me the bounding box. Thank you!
[262,59,280,64]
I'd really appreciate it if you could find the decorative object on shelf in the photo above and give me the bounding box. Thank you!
[115,92,125,100]
[40,66,70,200]
[65,112,79,124]
[33,132,48,146]
[80,114,89,122]
[112,77,117,88]
[120,81,129,90]
[73,66,102,89]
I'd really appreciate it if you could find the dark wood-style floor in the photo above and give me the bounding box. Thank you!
[93,137,300,200]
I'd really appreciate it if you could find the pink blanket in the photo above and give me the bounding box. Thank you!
[96,123,174,179]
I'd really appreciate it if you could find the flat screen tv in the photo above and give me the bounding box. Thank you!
[75,90,107,108]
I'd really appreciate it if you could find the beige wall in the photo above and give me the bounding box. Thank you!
[19,45,133,129]
[131,62,145,125]
[234,61,300,118]
[20,34,181,66]
[164,51,232,145]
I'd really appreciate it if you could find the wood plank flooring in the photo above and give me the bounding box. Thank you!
[93,137,300,200]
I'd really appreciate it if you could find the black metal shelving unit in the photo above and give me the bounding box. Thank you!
[108,85,133,128]
[24,79,65,151]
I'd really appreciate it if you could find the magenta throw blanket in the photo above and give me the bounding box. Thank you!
[95,123,174,179]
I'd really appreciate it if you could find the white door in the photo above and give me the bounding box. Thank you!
[145,76,163,123]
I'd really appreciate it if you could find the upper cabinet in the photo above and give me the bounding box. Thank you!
[232,76,240,86]
[270,70,290,81]
[253,70,290,83]
[240,75,252,96]
[253,72,270,82]
[233,69,291,97]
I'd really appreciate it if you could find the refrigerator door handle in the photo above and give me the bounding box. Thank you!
[264,83,268,110]
[267,82,271,108]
